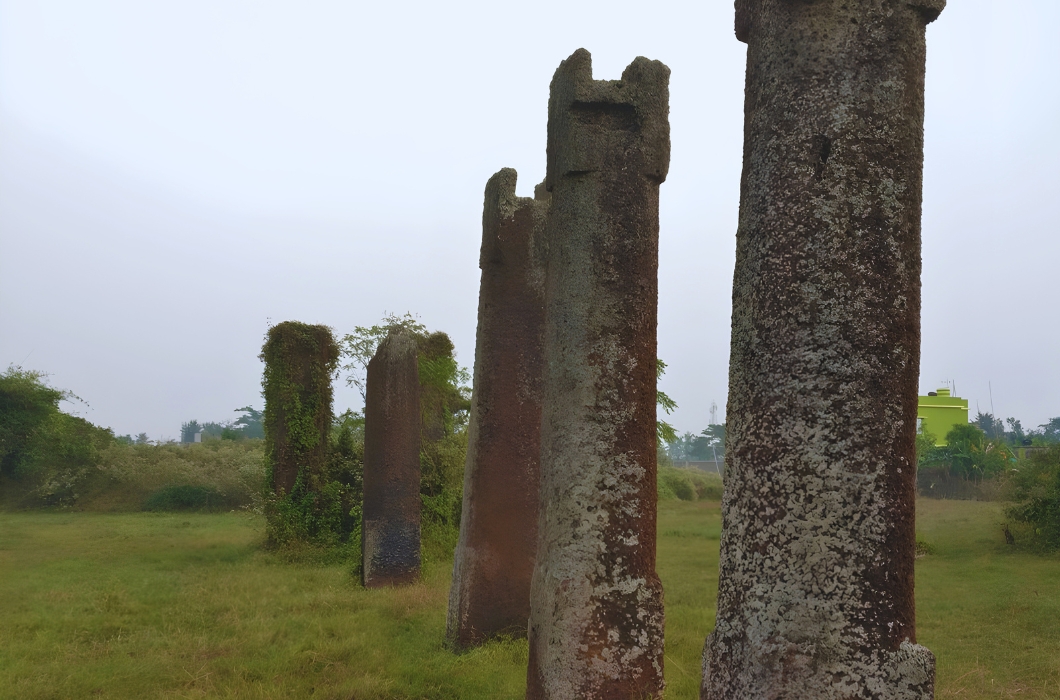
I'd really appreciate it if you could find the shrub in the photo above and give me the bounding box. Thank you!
[28,413,114,506]
[660,468,696,501]
[657,466,723,502]
[143,485,229,511]
[1005,445,1060,549]
[91,440,264,509]
[0,366,68,481]
[0,366,116,507]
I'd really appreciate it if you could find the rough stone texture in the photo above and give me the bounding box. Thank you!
[362,329,421,588]
[702,1,944,698]
[527,49,669,700]
[447,168,549,649]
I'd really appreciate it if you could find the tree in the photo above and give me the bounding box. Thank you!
[340,314,472,527]
[972,411,1004,441]
[1045,418,1060,441]
[656,360,678,446]
[666,424,726,463]
[0,366,68,479]
[180,420,202,443]
[915,428,940,467]
[1029,417,1060,445]
[1006,417,1027,446]
[702,423,726,460]
[200,423,226,440]
[232,406,264,439]
[0,365,113,504]
[944,423,1010,481]
[339,313,427,403]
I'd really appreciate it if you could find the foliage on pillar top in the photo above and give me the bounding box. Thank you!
[260,321,340,498]
[417,331,470,444]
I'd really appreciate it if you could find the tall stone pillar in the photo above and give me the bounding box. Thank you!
[447,168,549,649]
[362,329,421,588]
[702,1,944,698]
[527,49,670,700]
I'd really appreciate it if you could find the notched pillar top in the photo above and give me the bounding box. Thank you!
[545,48,670,190]
[480,168,549,271]
[734,0,946,43]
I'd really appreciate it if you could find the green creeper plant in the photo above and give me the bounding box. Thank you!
[260,322,342,545]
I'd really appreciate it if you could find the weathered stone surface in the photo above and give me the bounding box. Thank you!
[362,329,421,588]
[702,2,943,698]
[527,49,669,700]
[447,168,549,649]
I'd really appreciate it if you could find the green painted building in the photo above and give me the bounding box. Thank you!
[917,388,969,446]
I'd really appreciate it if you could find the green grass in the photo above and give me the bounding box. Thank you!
[915,500,1060,699]
[1,500,1057,698]
[657,499,722,698]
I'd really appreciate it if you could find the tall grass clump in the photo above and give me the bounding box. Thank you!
[3,437,266,513]
[657,465,724,502]
[93,439,266,511]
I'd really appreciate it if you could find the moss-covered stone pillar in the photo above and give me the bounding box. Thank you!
[447,168,548,649]
[702,1,944,697]
[527,49,670,700]
[362,329,422,587]
[261,321,339,499]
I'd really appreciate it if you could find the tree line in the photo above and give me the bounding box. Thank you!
[4,340,1057,551]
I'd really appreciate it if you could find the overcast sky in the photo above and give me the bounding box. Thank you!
[1,0,1057,440]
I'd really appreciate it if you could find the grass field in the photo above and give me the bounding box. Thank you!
[1,500,1058,699]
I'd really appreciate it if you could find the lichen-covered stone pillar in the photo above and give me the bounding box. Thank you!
[527,49,670,700]
[362,329,421,588]
[702,2,944,698]
[447,168,549,649]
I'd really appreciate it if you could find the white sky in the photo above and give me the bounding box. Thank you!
[1,0,1057,440]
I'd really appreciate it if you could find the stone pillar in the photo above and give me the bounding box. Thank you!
[447,168,548,649]
[260,321,339,498]
[362,329,421,588]
[527,49,670,700]
[702,2,943,698]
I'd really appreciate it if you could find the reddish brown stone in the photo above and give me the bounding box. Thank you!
[702,1,943,698]
[362,329,421,588]
[527,49,669,700]
[446,167,549,649]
